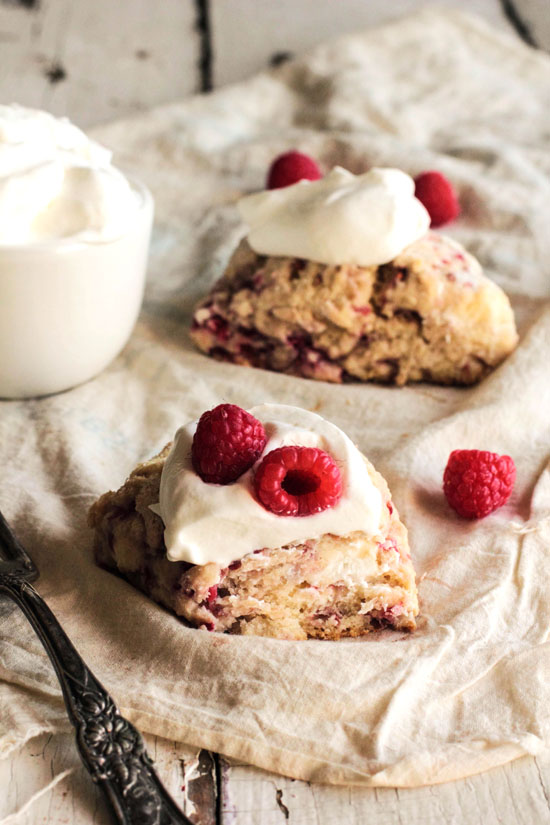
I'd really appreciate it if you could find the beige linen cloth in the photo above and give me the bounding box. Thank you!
[1,8,550,788]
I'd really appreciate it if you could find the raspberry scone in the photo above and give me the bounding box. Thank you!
[89,404,418,640]
[190,168,517,386]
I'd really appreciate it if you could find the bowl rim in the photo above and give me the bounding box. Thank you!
[0,175,154,254]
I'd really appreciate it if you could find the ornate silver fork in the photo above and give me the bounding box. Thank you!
[0,510,194,825]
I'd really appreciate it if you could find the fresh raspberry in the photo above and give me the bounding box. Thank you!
[254,445,342,516]
[267,151,322,189]
[414,171,460,227]
[443,449,515,519]
[192,404,266,484]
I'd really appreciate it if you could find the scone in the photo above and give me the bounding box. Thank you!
[89,404,419,640]
[190,168,517,385]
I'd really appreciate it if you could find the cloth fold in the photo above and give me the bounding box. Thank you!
[1,7,549,786]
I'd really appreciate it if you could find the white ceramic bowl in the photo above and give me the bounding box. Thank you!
[0,178,154,399]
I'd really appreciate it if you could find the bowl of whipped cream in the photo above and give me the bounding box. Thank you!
[0,104,154,398]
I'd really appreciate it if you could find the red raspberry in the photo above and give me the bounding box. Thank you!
[267,151,322,189]
[414,171,460,227]
[443,449,516,519]
[254,446,342,516]
[192,404,266,484]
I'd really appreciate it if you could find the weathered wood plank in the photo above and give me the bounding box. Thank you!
[0,0,200,127]
[1,732,550,824]
[1,0,544,130]
[0,732,215,825]
[219,750,550,825]
[501,0,550,49]
[209,0,517,88]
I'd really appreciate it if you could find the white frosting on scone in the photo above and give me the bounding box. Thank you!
[238,167,430,267]
[155,404,383,566]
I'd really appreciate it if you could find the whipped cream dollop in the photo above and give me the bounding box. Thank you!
[156,404,383,567]
[0,104,140,244]
[238,166,430,267]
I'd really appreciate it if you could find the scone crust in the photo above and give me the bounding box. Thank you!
[190,233,518,386]
[89,448,419,640]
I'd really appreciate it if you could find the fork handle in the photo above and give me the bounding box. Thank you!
[0,574,194,825]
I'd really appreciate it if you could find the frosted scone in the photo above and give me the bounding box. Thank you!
[89,404,418,640]
[190,168,518,385]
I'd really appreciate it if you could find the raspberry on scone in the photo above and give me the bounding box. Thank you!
[192,403,266,484]
[254,446,343,516]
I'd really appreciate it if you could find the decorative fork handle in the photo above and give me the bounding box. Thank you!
[0,573,193,825]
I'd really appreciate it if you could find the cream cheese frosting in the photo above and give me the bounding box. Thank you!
[237,166,430,267]
[156,404,383,566]
[0,104,140,244]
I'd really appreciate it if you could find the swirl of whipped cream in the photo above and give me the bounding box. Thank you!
[156,404,383,566]
[238,166,430,267]
[0,104,140,244]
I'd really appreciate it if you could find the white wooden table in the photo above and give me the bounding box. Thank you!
[2,732,550,824]
[0,0,548,127]
[1,1,549,822]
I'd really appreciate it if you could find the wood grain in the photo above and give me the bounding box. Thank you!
[1,733,550,824]
[0,733,215,825]
[219,750,550,825]
[209,0,517,88]
[1,0,546,127]
[501,0,550,48]
[0,0,199,127]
